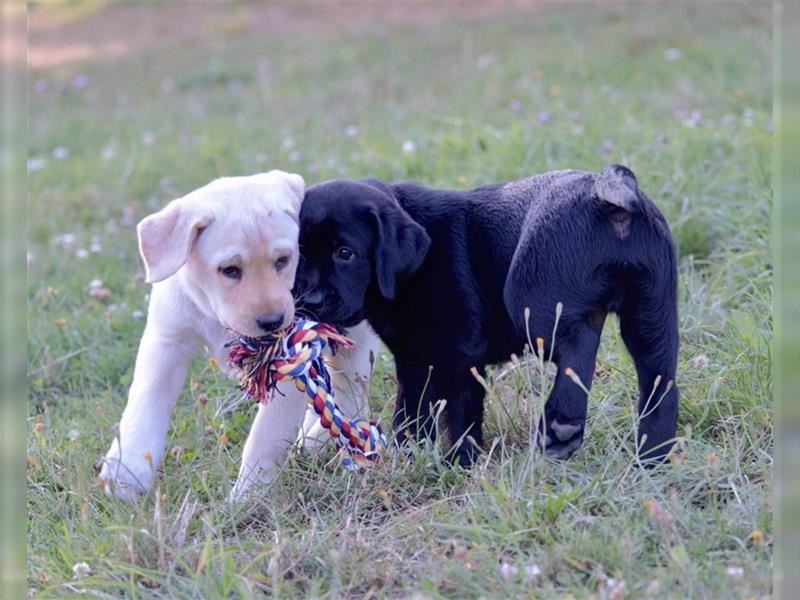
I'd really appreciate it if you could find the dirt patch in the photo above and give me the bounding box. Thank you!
[28,1,540,70]
[28,2,217,69]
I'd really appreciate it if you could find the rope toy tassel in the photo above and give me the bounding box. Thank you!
[226,318,386,469]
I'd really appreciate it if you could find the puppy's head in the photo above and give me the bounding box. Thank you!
[296,179,430,326]
[137,170,305,337]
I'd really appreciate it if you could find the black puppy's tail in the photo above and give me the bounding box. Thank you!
[605,165,679,462]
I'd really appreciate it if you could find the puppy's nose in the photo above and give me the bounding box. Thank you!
[256,311,285,332]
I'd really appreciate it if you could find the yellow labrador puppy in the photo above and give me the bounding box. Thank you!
[99,171,378,502]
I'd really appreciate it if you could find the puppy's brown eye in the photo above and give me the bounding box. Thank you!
[219,265,242,279]
[335,247,355,261]
[275,256,290,271]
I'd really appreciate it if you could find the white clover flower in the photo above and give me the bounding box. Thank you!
[499,561,518,580]
[72,562,91,580]
[726,566,744,578]
[523,563,541,584]
[27,157,47,171]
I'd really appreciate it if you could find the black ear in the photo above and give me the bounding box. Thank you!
[369,202,430,300]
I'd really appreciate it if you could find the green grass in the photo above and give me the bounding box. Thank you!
[28,3,772,598]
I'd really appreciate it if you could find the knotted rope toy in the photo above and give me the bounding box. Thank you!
[226,317,387,469]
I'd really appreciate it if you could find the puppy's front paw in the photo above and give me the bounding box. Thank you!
[98,439,155,501]
[226,481,251,505]
[227,465,278,504]
[540,417,585,459]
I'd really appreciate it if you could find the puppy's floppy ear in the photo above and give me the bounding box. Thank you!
[280,171,305,219]
[369,202,431,300]
[137,199,213,283]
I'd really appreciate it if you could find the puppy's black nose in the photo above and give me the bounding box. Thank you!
[256,312,284,332]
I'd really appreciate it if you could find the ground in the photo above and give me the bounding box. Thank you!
[27,3,772,598]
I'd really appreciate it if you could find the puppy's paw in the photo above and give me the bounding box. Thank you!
[227,480,260,505]
[228,465,278,504]
[98,439,154,502]
[540,418,585,459]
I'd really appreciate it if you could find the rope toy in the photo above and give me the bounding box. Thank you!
[226,317,387,469]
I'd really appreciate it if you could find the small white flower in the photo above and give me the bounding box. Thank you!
[54,233,76,246]
[345,125,359,138]
[101,146,115,160]
[725,566,744,578]
[663,47,681,61]
[606,578,626,600]
[72,562,91,580]
[523,563,541,584]
[89,278,103,289]
[75,248,89,259]
[90,242,103,253]
[692,354,709,368]
[682,110,702,128]
[141,131,156,145]
[401,140,416,155]
[53,146,69,160]
[27,252,35,265]
[281,136,295,151]
[132,310,144,319]
[68,429,80,441]
[499,561,518,580]
[27,157,47,171]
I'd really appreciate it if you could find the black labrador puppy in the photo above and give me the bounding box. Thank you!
[295,165,678,466]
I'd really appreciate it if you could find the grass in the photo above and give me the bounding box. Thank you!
[27,3,772,598]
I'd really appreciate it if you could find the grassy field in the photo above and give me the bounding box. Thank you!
[27,3,773,598]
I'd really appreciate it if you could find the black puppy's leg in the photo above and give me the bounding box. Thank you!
[619,294,679,462]
[393,362,437,446]
[540,321,602,459]
[441,369,486,468]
